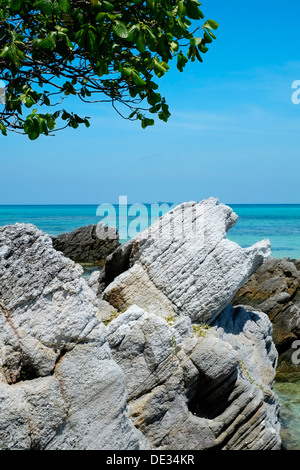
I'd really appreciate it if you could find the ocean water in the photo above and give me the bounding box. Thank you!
[274,378,300,450]
[0,203,299,259]
[227,204,300,260]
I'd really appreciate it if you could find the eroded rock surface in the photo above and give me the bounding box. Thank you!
[233,257,300,355]
[106,304,281,450]
[52,223,119,264]
[0,223,144,450]
[101,198,271,324]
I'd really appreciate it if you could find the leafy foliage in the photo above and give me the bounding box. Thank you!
[0,0,218,139]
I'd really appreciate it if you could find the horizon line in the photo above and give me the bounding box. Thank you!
[0,203,300,206]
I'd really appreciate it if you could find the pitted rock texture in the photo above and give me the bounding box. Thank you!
[102,198,271,324]
[106,305,281,450]
[52,223,119,263]
[233,257,300,355]
[0,223,144,450]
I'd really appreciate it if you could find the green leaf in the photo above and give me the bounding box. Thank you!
[39,31,57,49]
[145,26,156,43]
[203,31,213,44]
[120,66,132,77]
[187,45,194,60]
[153,58,169,76]
[141,117,154,129]
[198,8,204,19]
[96,12,107,22]
[147,91,161,106]
[24,117,40,140]
[0,122,7,136]
[206,29,216,40]
[203,19,219,30]
[87,30,97,50]
[158,111,169,122]
[58,0,70,13]
[113,21,129,39]
[178,1,186,18]
[170,41,179,52]
[97,60,108,77]
[61,33,73,49]
[198,43,208,54]
[10,0,23,10]
[131,70,146,87]
[195,47,202,62]
[0,45,10,58]
[176,53,188,72]
[34,0,59,15]
[149,104,161,113]
[74,28,85,46]
[46,117,56,130]
[22,95,35,107]
[61,110,70,120]
[103,1,114,11]
[43,95,50,105]
[136,32,145,53]
[190,37,202,46]
[127,24,140,42]
[186,0,202,20]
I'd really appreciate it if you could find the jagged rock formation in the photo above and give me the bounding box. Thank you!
[51,223,119,264]
[0,199,282,450]
[100,198,280,449]
[106,304,280,450]
[100,198,271,324]
[233,257,300,357]
[0,223,144,450]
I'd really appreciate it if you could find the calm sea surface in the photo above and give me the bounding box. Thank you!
[0,203,300,449]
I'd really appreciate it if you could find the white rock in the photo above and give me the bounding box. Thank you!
[0,223,146,450]
[106,304,281,450]
[103,198,271,323]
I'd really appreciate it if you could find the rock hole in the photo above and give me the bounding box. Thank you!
[19,363,39,381]
[188,369,238,419]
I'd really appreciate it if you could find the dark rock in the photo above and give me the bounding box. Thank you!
[51,223,120,264]
[233,257,300,355]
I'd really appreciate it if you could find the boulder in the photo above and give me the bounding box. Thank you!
[51,223,119,264]
[0,223,145,450]
[101,198,271,324]
[233,257,300,355]
[106,304,281,450]
[86,269,101,294]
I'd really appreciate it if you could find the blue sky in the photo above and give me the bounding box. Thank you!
[1,0,300,205]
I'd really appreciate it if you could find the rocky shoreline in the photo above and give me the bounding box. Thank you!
[0,198,294,450]
[233,257,300,372]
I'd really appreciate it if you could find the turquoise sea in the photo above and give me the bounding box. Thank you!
[0,202,300,449]
[0,203,299,259]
